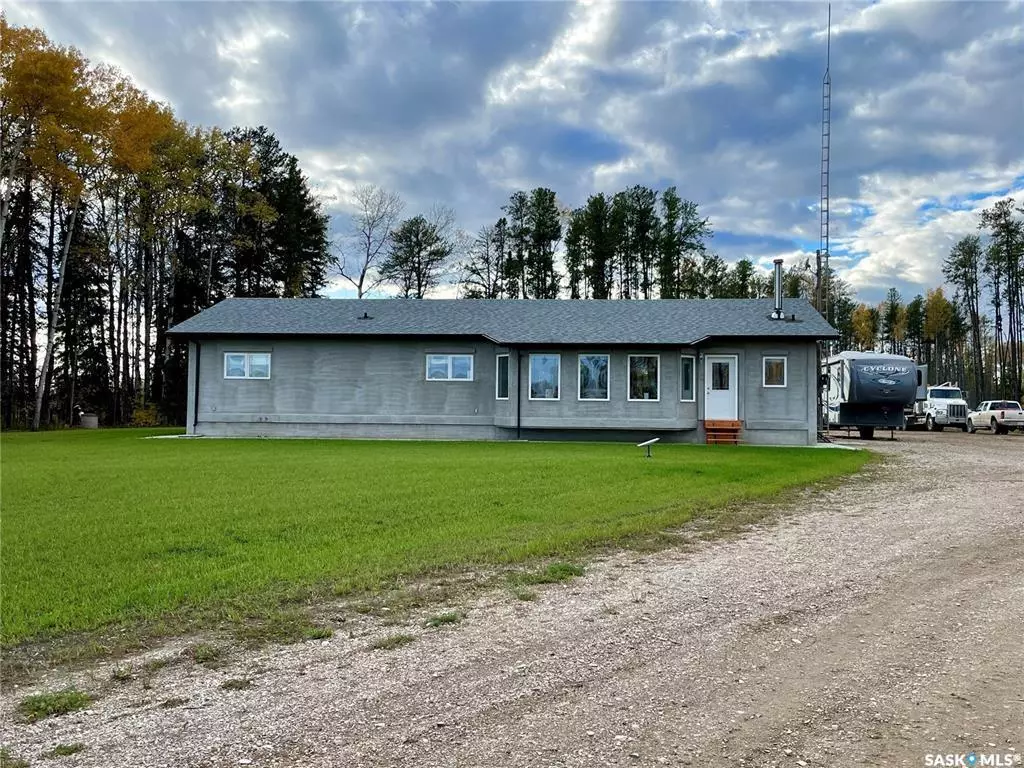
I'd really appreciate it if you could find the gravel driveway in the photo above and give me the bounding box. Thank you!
[3,432,1023,767]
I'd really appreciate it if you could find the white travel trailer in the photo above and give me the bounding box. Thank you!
[823,351,918,439]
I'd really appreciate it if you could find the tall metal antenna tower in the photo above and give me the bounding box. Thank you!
[816,5,833,438]
[816,4,832,326]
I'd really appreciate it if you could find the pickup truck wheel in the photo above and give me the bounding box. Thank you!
[991,418,1003,435]
[967,418,976,434]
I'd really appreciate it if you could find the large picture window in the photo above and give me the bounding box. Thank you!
[496,354,509,400]
[224,352,271,379]
[426,354,474,381]
[628,355,659,401]
[680,355,695,402]
[578,354,609,400]
[763,356,787,388]
[529,354,560,400]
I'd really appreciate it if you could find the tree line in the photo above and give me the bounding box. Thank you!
[344,182,817,303]
[1,17,335,428]
[843,199,1023,402]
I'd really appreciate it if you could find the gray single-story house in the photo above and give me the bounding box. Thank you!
[167,290,838,446]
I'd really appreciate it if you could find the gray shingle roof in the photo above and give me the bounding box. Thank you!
[167,297,838,344]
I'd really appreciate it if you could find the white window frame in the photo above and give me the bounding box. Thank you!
[627,354,661,402]
[223,352,271,380]
[762,355,788,388]
[425,354,474,382]
[680,354,696,402]
[495,354,510,400]
[577,353,610,401]
[528,353,561,401]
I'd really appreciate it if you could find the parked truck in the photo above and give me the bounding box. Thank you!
[903,364,969,431]
[823,352,918,439]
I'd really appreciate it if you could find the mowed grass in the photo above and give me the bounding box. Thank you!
[0,429,870,645]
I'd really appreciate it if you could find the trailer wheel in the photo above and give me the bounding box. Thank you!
[858,426,875,440]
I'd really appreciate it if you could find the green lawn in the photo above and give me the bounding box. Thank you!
[0,429,871,645]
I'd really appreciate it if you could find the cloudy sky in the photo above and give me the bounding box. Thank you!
[9,0,1024,303]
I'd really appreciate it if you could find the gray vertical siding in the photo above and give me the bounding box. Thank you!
[194,338,500,438]
[187,337,820,444]
[186,341,198,435]
[695,341,816,446]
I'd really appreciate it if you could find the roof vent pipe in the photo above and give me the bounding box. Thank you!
[771,258,785,320]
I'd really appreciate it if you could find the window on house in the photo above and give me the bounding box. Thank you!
[529,354,560,400]
[224,352,271,379]
[680,355,695,401]
[628,355,659,401]
[578,354,609,400]
[496,354,509,400]
[426,354,474,381]
[763,356,787,387]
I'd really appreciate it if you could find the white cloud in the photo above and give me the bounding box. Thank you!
[485,0,619,107]
[211,18,289,120]
[839,164,1024,292]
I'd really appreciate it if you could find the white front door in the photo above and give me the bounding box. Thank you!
[704,355,738,420]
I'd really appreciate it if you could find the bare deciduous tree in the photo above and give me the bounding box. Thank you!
[338,184,404,297]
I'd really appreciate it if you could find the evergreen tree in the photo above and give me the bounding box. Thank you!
[563,208,586,299]
[721,258,755,298]
[380,215,454,298]
[583,193,614,299]
[625,185,659,298]
[881,287,903,355]
[524,187,561,298]
[980,199,1023,400]
[609,191,630,298]
[904,295,926,362]
[943,235,986,399]
[658,187,682,298]
[502,191,529,299]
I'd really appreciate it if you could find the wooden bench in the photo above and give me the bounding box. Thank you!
[704,419,743,445]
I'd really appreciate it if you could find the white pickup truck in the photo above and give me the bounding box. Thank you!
[967,400,1024,435]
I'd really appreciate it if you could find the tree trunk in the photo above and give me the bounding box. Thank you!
[0,131,28,259]
[33,199,80,431]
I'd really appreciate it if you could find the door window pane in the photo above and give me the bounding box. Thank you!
[578,354,609,400]
[680,356,695,401]
[496,355,509,399]
[629,356,659,400]
[530,354,560,399]
[712,362,730,391]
